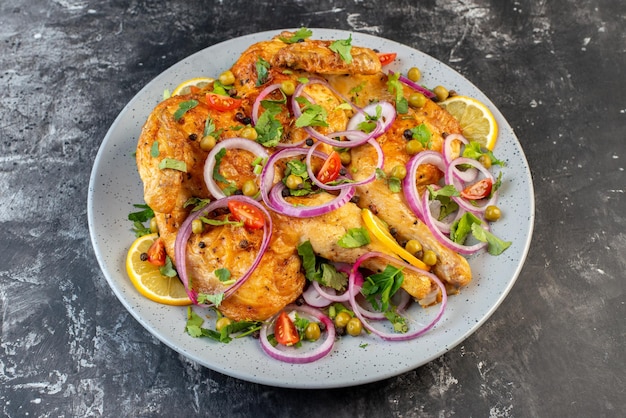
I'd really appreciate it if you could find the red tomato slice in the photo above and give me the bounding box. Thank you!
[460,178,493,200]
[274,311,300,346]
[377,52,397,66]
[206,93,242,111]
[147,237,167,267]
[227,200,265,230]
[316,151,342,184]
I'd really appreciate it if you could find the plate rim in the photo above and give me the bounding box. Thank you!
[87,28,535,389]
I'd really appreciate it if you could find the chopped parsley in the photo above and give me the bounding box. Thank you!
[255,56,271,86]
[337,227,371,248]
[183,197,212,212]
[212,148,238,195]
[158,158,187,172]
[329,34,353,64]
[279,27,313,44]
[409,123,432,148]
[150,141,159,157]
[462,141,505,166]
[254,107,283,147]
[173,99,198,121]
[214,268,231,282]
[294,96,329,128]
[185,307,261,343]
[361,264,404,312]
[297,240,348,291]
[387,72,408,114]
[451,212,511,255]
[128,203,154,237]
[160,256,177,278]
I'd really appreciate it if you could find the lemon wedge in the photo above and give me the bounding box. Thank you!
[361,209,430,271]
[125,233,192,306]
[171,77,214,96]
[439,95,499,150]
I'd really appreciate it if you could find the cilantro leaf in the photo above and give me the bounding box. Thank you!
[203,116,216,137]
[410,123,432,148]
[450,212,482,244]
[214,268,231,282]
[158,158,187,172]
[297,240,348,291]
[279,27,313,44]
[183,197,211,212]
[212,148,235,187]
[255,108,283,147]
[255,56,270,86]
[294,96,329,128]
[384,310,408,333]
[462,141,505,166]
[361,265,404,312]
[150,141,159,158]
[173,99,198,121]
[197,292,225,307]
[470,223,512,255]
[427,185,460,199]
[337,227,371,248]
[387,72,408,114]
[159,256,177,277]
[128,204,154,223]
[329,35,353,64]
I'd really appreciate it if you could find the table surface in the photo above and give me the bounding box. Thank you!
[1,0,624,417]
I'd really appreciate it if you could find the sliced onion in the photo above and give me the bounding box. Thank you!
[302,284,333,308]
[402,150,447,221]
[395,72,436,99]
[174,195,273,304]
[259,304,336,364]
[420,191,487,255]
[251,83,282,125]
[347,252,447,341]
[442,133,469,166]
[268,182,355,218]
[346,101,396,134]
[203,137,270,200]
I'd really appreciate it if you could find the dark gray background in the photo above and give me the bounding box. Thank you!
[1,0,624,417]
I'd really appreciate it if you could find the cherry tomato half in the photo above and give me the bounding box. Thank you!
[316,151,342,184]
[227,200,265,230]
[206,93,242,111]
[274,311,300,346]
[377,52,397,66]
[460,178,493,200]
[147,237,167,267]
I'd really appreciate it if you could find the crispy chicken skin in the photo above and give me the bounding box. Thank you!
[136,92,245,214]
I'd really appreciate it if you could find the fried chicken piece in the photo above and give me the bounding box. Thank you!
[347,100,472,290]
[274,193,440,304]
[136,93,245,214]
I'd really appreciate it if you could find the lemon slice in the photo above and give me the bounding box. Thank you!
[439,95,499,150]
[126,233,192,305]
[171,77,214,96]
[361,209,430,271]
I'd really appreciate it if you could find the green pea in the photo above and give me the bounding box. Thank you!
[390,165,407,180]
[339,151,351,165]
[240,127,258,140]
[149,217,158,234]
[433,85,449,102]
[407,67,421,82]
[334,311,351,328]
[408,92,427,108]
[304,322,321,341]
[192,219,204,234]
[285,174,303,190]
[405,239,422,256]
[200,135,217,151]
[346,317,362,336]
[422,249,437,266]
[479,154,492,169]
[485,205,502,222]
[280,80,296,96]
[406,139,423,155]
[242,180,259,197]
[218,70,235,86]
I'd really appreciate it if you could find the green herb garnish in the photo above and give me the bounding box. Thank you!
[337,227,371,248]
[173,99,198,121]
[329,35,353,64]
[158,158,187,172]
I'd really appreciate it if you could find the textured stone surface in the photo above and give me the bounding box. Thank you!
[1,0,624,416]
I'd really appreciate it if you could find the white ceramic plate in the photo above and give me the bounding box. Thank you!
[88,29,534,389]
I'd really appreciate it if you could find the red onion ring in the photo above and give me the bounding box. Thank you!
[268,182,355,218]
[203,137,270,200]
[251,83,282,125]
[259,304,336,364]
[402,150,447,221]
[302,284,333,308]
[347,252,447,341]
[174,195,273,304]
